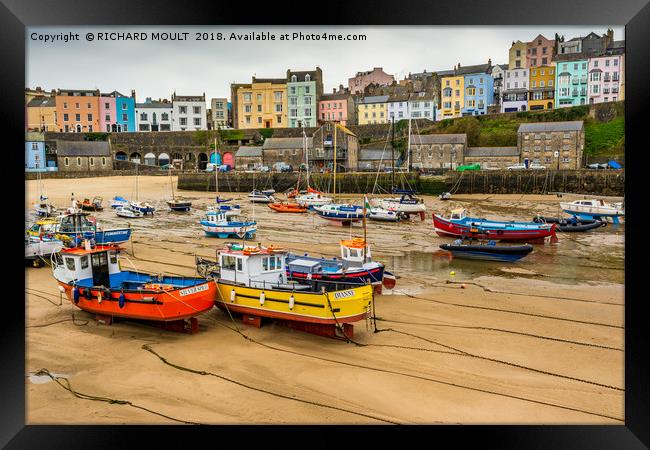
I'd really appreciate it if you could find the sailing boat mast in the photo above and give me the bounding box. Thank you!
[333,122,337,199]
[407,108,412,172]
[135,160,138,201]
[390,117,395,193]
[169,165,175,201]
[303,125,309,190]
[362,195,368,264]
[214,137,219,197]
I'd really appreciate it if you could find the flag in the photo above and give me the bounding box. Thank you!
[364,196,371,210]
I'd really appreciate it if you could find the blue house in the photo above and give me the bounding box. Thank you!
[114,90,136,132]
[25,132,57,172]
[462,72,494,116]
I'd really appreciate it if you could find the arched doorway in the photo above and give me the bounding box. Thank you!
[222,152,234,169]
[115,151,127,161]
[144,152,156,165]
[198,153,208,170]
[111,124,118,132]
[130,152,142,164]
[75,124,82,132]
[547,102,553,109]
[210,152,222,165]
[158,152,170,166]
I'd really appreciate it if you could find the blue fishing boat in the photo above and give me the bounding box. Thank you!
[210,204,241,217]
[110,196,130,209]
[27,212,132,245]
[130,201,155,215]
[440,239,533,262]
[200,210,257,239]
[315,204,368,224]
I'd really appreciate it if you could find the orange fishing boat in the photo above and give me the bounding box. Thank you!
[51,242,216,332]
[268,202,308,213]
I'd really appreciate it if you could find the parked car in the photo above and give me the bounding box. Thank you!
[587,163,609,169]
[507,162,547,170]
[259,166,270,173]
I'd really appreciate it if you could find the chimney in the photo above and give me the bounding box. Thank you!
[333,88,336,94]
[131,89,136,101]
[488,58,492,66]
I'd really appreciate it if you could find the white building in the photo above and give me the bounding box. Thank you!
[387,93,409,121]
[407,91,436,120]
[211,97,229,128]
[135,98,174,132]
[501,68,530,113]
[172,92,207,131]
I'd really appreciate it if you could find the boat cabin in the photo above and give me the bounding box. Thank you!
[53,243,122,287]
[218,243,290,289]
[572,199,605,207]
[340,238,372,267]
[450,209,468,220]
[58,212,96,233]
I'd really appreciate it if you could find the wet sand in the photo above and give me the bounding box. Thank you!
[25,176,624,424]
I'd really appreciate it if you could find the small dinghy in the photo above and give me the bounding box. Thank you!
[116,205,143,218]
[166,200,192,212]
[532,216,606,232]
[440,239,533,262]
[268,202,308,213]
[315,204,367,224]
[130,201,155,215]
[77,197,103,211]
[248,189,275,204]
[439,192,452,201]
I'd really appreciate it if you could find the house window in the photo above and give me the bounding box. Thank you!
[194,118,201,126]
[140,112,147,120]
[275,104,283,112]
[257,105,262,112]
[77,157,81,166]
[243,93,252,101]
[89,157,94,166]
[179,106,187,114]
[256,94,262,103]
[87,103,91,108]
[75,114,81,121]
[180,117,187,126]
[122,103,127,110]
[63,102,68,109]
[64,113,69,122]
[104,102,109,109]
[245,116,251,124]
[122,113,127,121]
[64,157,69,166]
[245,105,252,113]
[291,75,297,82]
[277,116,282,124]
[102,157,106,165]
[87,114,92,121]
[193,106,201,114]
[257,117,262,124]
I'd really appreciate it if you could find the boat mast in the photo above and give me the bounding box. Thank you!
[303,124,309,190]
[169,165,175,201]
[214,137,219,197]
[333,122,337,199]
[362,195,368,264]
[391,116,395,193]
[135,161,138,201]
[407,108,412,172]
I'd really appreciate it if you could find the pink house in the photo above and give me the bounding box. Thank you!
[526,34,555,67]
[588,54,623,104]
[99,93,117,132]
[348,67,395,95]
[318,88,356,126]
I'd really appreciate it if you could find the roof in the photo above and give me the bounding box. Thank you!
[56,141,111,156]
[387,92,410,103]
[320,93,350,101]
[466,147,519,157]
[409,91,436,101]
[262,137,313,150]
[410,134,467,145]
[455,63,491,76]
[518,121,584,133]
[359,149,390,161]
[287,70,319,82]
[252,77,286,84]
[27,96,55,107]
[235,146,263,157]
[136,102,172,109]
[172,94,205,102]
[357,95,390,104]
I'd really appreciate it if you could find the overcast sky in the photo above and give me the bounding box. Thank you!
[27,26,624,102]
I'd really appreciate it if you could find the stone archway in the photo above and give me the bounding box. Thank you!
[144,152,156,165]
[158,152,170,166]
[115,151,127,161]
[198,153,208,170]
[130,152,142,164]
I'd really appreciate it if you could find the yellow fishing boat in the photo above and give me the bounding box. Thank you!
[196,243,374,339]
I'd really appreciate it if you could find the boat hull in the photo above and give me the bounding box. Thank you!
[286,265,386,288]
[440,243,533,262]
[59,280,216,322]
[58,228,132,245]
[378,199,426,213]
[167,201,192,212]
[200,221,257,239]
[214,282,373,325]
[433,215,556,243]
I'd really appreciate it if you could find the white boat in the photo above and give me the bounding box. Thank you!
[248,190,275,203]
[295,192,333,209]
[130,201,155,215]
[110,196,130,209]
[116,205,143,218]
[377,191,427,215]
[34,196,57,217]
[439,192,452,201]
[368,207,403,222]
[200,210,257,239]
[25,234,64,267]
[560,199,624,223]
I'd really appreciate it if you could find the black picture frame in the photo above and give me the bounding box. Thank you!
[4,0,648,447]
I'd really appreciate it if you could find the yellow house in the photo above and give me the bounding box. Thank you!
[236,77,287,129]
[440,76,464,118]
[528,64,556,110]
[356,95,389,125]
[26,96,57,132]
[509,41,528,69]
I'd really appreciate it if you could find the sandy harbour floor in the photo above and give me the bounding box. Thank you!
[25,175,624,424]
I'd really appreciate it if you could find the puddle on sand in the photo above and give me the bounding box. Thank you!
[28,372,69,384]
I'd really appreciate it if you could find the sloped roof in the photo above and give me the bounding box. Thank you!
[252,77,286,84]
[466,147,519,157]
[359,149,390,161]
[56,141,111,156]
[518,121,584,133]
[27,96,55,107]
[262,137,313,150]
[410,134,467,145]
[287,70,319,82]
[235,146,263,157]
[357,95,390,104]
[320,92,350,101]
[136,102,172,109]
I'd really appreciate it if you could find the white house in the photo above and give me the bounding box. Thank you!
[171,92,207,131]
[407,91,436,120]
[501,68,530,113]
[136,98,174,132]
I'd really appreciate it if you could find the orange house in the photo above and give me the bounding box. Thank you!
[56,89,101,132]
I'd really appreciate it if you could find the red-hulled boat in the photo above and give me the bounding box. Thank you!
[433,209,557,243]
[268,202,308,213]
[51,243,216,330]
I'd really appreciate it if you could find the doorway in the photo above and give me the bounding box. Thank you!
[91,251,111,288]
[264,120,271,128]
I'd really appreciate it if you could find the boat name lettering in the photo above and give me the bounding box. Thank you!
[334,290,354,299]
[179,284,209,297]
